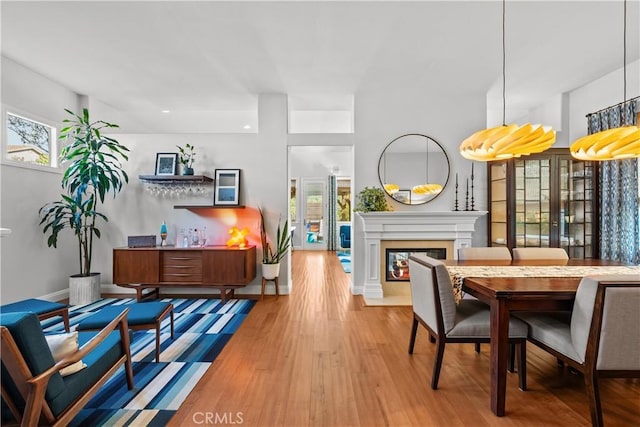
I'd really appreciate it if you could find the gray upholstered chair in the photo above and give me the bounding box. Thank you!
[458,246,512,261]
[512,247,569,260]
[407,254,528,390]
[517,275,640,427]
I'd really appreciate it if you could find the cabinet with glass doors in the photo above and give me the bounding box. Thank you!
[487,149,599,258]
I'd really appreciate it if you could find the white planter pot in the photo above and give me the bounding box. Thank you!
[261,263,281,280]
[69,273,101,305]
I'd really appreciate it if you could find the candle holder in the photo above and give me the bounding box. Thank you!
[465,177,469,211]
[470,163,476,211]
[453,173,459,211]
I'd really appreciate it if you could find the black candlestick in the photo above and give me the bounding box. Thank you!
[470,163,475,211]
[465,177,469,211]
[454,173,459,211]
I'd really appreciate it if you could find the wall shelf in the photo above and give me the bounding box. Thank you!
[139,175,213,197]
[139,174,213,183]
[174,205,246,210]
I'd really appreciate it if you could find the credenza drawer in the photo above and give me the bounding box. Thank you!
[161,251,202,282]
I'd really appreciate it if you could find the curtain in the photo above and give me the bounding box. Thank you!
[327,175,337,251]
[589,99,639,264]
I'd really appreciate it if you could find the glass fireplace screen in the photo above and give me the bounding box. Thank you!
[386,248,446,281]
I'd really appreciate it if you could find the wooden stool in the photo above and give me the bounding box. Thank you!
[261,277,279,300]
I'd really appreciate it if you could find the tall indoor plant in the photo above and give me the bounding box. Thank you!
[259,206,291,279]
[40,108,129,304]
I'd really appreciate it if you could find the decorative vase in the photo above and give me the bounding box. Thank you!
[69,273,101,305]
[182,167,194,176]
[261,263,280,280]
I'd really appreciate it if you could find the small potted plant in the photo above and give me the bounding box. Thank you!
[177,143,196,175]
[259,206,291,279]
[354,186,392,212]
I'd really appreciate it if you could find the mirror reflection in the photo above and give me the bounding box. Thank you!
[378,134,450,205]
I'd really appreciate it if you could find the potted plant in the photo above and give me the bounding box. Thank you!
[177,143,196,175]
[39,109,129,305]
[259,206,291,279]
[354,186,392,212]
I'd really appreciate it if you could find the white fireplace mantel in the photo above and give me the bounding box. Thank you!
[357,211,487,299]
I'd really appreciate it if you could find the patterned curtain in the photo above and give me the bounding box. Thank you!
[327,175,337,251]
[589,99,639,264]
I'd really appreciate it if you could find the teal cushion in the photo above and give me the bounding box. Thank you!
[0,312,65,411]
[76,302,171,330]
[1,298,67,315]
[47,329,132,416]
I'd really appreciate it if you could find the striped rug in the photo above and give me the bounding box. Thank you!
[337,250,351,273]
[41,297,256,426]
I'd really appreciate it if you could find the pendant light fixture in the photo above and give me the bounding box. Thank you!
[459,0,555,161]
[570,0,640,161]
[412,137,443,196]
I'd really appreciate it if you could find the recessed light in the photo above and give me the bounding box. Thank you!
[243,124,251,129]
[161,110,171,114]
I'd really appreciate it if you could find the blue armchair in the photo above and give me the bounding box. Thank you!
[339,225,351,249]
[1,309,134,426]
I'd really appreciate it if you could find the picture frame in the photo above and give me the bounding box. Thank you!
[155,153,178,176]
[214,169,241,206]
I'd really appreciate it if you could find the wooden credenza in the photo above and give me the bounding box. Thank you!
[113,245,256,302]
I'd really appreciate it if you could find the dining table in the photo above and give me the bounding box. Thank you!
[443,258,640,417]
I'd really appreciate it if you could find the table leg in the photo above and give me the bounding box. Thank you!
[490,298,510,416]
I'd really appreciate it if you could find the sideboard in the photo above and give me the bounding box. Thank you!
[113,245,256,302]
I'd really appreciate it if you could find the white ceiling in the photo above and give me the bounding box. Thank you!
[2,0,639,131]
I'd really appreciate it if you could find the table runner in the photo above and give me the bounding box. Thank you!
[448,265,640,303]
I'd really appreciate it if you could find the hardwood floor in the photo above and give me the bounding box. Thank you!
[168,251,640,426]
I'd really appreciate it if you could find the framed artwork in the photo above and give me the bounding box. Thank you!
[155,153,178,175]
[392,190,411,204]
[214,169,241,206]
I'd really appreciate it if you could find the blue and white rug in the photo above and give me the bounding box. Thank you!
[337,250,351,273]
[41,297,255,426]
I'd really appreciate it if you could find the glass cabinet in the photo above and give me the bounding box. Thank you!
[488,149,599,258]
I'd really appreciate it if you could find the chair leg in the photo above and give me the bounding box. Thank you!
[584,370,603,427]
[431,339,446,390]
[474,343,480,353]
[517,341,527,391]
[408,317,419,354]
[508,343,516,373]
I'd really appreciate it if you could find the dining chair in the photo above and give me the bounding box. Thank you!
[517,275,640,427]
[458,246,512,260]
[512,247,569,260]
[407,253,528,390]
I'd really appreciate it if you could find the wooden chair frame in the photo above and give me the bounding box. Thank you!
[1,309,134,427]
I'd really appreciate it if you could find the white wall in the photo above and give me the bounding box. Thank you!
[569,60,640,143]
[1,57,80,302]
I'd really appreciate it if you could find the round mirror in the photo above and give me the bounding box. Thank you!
[378,134,450,205]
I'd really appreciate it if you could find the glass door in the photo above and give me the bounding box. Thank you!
[514,157,552,248]
[489,162,508,247]
[302,179,326,250]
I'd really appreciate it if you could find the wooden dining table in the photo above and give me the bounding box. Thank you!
[444,258,637,417]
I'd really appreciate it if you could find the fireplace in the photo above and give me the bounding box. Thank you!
[356,211,487,299]
[386,248,446,281]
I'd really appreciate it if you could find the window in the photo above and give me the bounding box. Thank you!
[4,110,57,169]
[337,178,351,222]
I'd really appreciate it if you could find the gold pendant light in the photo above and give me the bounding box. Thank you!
[570,0,640,161]
[460,0,555,161]
[412,136,442,196]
